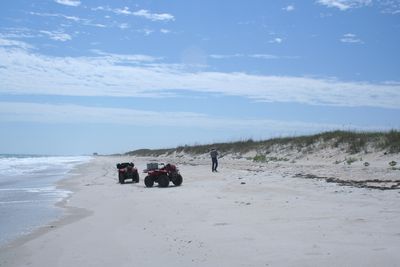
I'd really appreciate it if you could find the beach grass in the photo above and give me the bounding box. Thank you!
[125,130,400,156]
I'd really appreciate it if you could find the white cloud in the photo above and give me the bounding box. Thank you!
[160,29,171,34]
[379,0,400,14]
[269,38,283,44]
[209,54,244,59]
[132,9,175,21]
[40,30,72,42]
[340,33,363,43]
[90,49,161,63]
[0,35,34,50]
[55,0,81,7]
[209,54,279,60]
[119,23,130,29]
[0,28,37,39]
[138,28,154,36]
[114,7,132,15]
[0,39,400,109]
[30,12,80,22]
[250,54,279,59]
[90,23,107,28]
[30,12,107,28]
[0,102,206,127]
[317,0,372,10]
[94,6,175,22]
[283,5,295,11]
[0,102,379,133]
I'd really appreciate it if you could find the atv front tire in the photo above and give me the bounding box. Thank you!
[172,174,183,186]
[144,176,154,187]
[158,174,169,188]
[119,173,125,184]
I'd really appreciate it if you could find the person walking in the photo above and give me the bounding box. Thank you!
[210,148,219,172]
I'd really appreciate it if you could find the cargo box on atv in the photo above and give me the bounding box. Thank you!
[143,163,183,188]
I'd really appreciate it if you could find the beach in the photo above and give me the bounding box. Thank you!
[1,155,400,267]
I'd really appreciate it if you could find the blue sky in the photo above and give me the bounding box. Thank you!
[1,0,399,155]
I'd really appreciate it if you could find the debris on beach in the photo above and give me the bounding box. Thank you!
[293,173,400,190]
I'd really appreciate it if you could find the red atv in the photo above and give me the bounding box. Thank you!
[144,163,183,188]
[116,162,139,184]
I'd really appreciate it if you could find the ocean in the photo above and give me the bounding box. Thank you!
[0,154,92,246]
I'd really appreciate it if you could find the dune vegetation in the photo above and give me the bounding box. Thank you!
[125,130,400,157]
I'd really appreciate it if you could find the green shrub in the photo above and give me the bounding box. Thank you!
[253,154,266,162]
[345,157,358,165]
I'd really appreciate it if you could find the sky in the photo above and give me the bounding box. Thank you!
[0,0,400,155]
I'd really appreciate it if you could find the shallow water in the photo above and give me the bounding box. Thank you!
[0,155,91,246]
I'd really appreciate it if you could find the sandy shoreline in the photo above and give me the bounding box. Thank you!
[1,155,400,266]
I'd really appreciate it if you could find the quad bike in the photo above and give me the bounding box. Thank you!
[143,163,183,188]
[116,162,139,184]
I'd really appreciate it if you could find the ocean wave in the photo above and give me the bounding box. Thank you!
[0,155,92,177]
[0,199,54,205]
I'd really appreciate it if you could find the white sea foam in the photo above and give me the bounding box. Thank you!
[0,155,91,245]
[0,155,92,177]
[0,199,53,205]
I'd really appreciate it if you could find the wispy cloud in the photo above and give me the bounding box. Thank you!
[93,6,175,22]
[133,9,175,21]
[55,0,81,7]
[269,38,283,44]
[209,54,244,59]
[0,102,207,127]
[1,102,382,134]
[250,54,280,59]
[30,12,107,28]
[30,12,80,22]
[318,0,400,13]
[0,38,399,109]
[317,0,372,10]
[40,30,72,42]
[160,29,171,34]
[118,23,130,29]
[379,0,400,14]
[0,35,34,50]
[283,5,295,11]
[209,53,280,60]
[140,28,154,36]
[340,33,363,43]
[90,49,161,63]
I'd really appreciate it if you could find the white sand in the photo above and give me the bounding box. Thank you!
[1,155,400,267]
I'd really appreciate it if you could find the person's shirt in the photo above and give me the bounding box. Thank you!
[210,150,218,158]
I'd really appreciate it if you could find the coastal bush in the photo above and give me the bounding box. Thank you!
[253,155,290,163]
[266,156,289,162]
[253,154,266,162]
[345,157,358,165]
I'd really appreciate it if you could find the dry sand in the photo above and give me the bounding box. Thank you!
[1,155,400,267]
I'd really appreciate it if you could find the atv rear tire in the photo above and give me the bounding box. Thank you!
[144,176,154,187]
[158,174,169,188]
[172,174,183,186]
